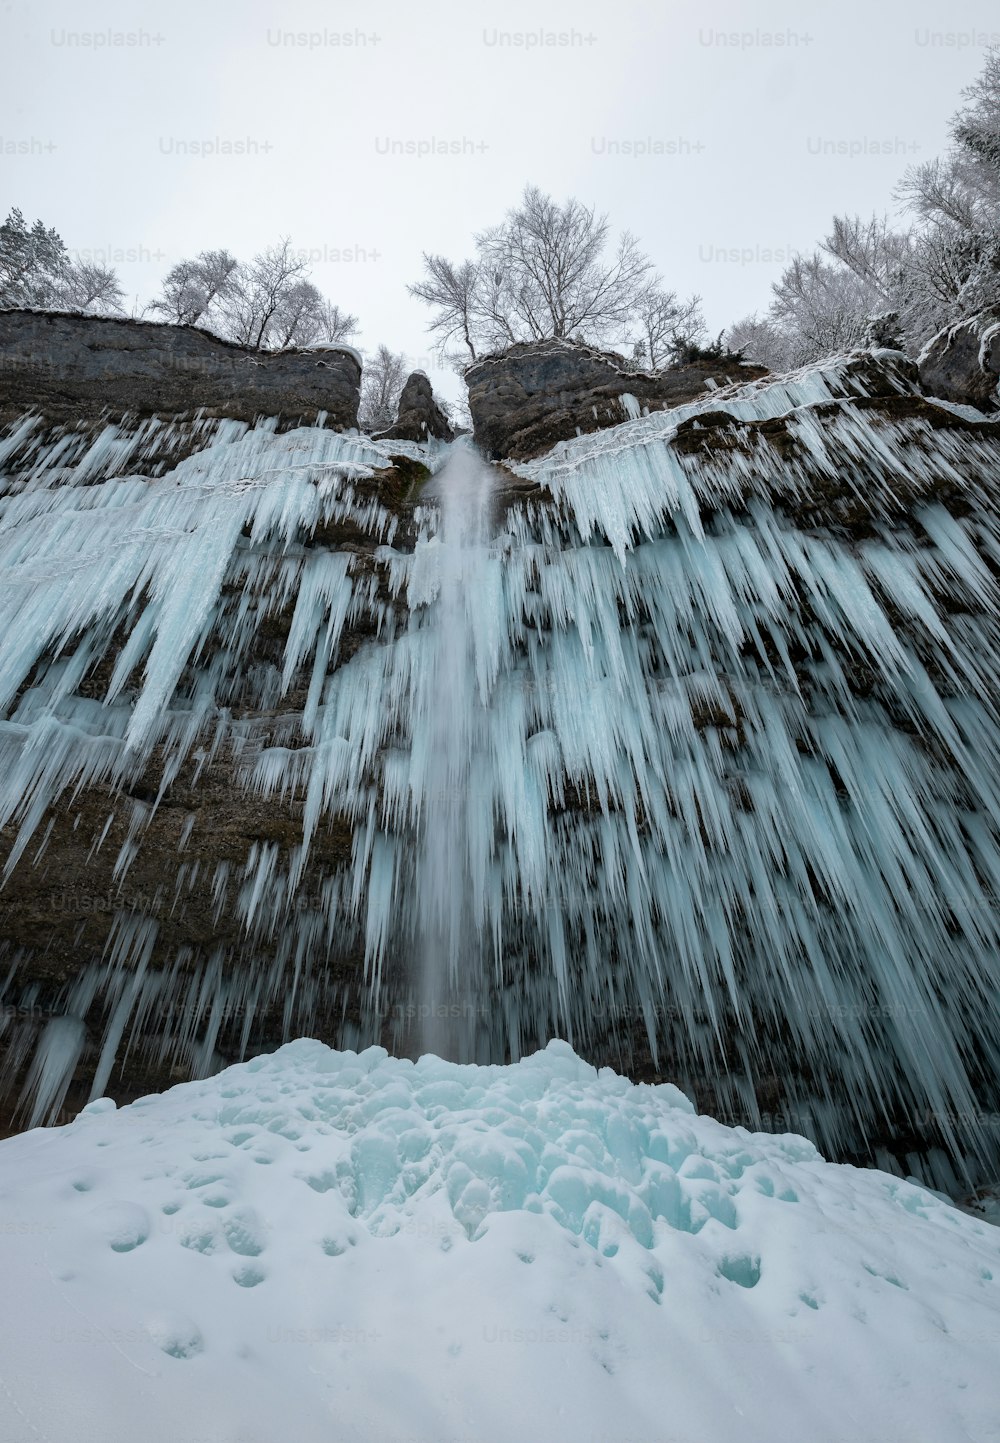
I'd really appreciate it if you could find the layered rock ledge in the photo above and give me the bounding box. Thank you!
[466,337,768,460]
[0,309,362,430]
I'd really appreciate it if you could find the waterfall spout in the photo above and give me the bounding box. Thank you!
[412,441,495,1060]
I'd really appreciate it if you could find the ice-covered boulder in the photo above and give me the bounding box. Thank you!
[918,308,1000,411]
[465,336,767,459]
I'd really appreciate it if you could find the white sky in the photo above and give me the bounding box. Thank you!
[3,0,998,402]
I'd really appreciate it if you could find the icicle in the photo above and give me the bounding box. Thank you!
[2,359,1000,1188]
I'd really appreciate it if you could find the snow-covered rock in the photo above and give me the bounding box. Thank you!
[918,308,1000,411]
[465,336,768,459]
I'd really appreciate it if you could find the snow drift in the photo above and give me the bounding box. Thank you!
[0,1040,998,1443]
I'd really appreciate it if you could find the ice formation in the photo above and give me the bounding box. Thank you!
[410,442,496,1058]
[1,351,1000,1190]
[0,1041,997,1443]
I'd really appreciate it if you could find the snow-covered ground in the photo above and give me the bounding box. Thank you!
[0,1039,998,1443]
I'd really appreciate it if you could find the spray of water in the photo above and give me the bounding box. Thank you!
[413,441,495,1060]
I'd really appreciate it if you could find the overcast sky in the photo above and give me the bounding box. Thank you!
[3,0,998,401]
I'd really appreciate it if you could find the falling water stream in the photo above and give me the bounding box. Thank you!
[412,441,495,1061]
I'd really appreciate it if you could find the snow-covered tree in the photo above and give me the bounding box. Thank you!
[407,255,481,362]
[727,49,1000,369]
[0,208,68,307]
[308,299,360,346]
[359,344,407,432]
[153,243,359,350]
[726,254,871,369]
[821,215,912,306]
[0,209,123,314]
[895,49,1000,329]
[629,287,706,369]
[409,186,694,363]
[267,279,327,348]
[478,186,653,344]
[955,50,1000,161]
[150,250,239,326]
[211,240,310,349]
[724,313,800,371]
[53,259,125,315]
[770,253,879,355]
[267,282,359,348]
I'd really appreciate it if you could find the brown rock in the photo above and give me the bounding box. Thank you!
[918,308,1000,412]
[377,371,454,443]
[465,337,767,460]
[0,309,361,429]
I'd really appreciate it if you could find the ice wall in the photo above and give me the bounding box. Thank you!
[2,356,999,1191]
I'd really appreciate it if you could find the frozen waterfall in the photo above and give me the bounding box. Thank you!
[1,352,1000,1195]
[409,441,495,1060]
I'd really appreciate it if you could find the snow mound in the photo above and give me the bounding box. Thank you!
[0,1040,998,1442]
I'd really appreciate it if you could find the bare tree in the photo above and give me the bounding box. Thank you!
[630,286,705,369]
[214,240,310,349]
[54,260,125,315]
[268,283,359,348]
[312,299,360,345]
[409,186,660,360]
[725,313,798,371]
[359,344,407,433]
[151,249,239,326]
[408,255,482,361]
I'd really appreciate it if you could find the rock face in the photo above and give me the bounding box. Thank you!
[918,309,1000,411]
[0,309,361,429]
[378,371,454,442]
[465,338,768,460]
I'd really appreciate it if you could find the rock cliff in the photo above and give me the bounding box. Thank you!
[465,337,767,460]
[0,309,361,430]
